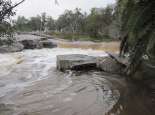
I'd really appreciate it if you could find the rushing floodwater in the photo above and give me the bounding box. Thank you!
[0,48,154,115]
[0,48,121,115]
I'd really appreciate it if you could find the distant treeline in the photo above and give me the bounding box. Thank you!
[13,5,121,41]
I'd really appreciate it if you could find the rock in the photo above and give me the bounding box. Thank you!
[41,37,48,40]
[57,54,97,71]
[40,40,57,48]
[20,39,42,49]
[16,34,57,49]
[107,52,129,66]
[0,34,57,52]
[97,56,125,74]
[0,42,24,53]
[71,62,97,71]
[16,34,43,49]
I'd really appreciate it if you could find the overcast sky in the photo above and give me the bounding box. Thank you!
[12,0,116,19]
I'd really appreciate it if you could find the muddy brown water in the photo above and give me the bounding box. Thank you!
[0,47,154,115]
[58,41,120,53]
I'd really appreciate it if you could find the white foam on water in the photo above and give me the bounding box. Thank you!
[0,48,107,97]
[0,48,121,114]
[63,97,72,102]
[0,54,23,77]
[19,48,107,81]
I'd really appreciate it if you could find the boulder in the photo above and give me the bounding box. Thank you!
[39,40,57,48]
[20,39,42,49]
[0,42,24,53]
[57,54,97,71]
[97,56,126,74]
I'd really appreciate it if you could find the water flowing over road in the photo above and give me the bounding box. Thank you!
[0,48,121,115]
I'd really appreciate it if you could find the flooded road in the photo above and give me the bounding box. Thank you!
[0,48,154,115]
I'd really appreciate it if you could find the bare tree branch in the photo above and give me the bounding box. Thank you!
[0,0,25,22]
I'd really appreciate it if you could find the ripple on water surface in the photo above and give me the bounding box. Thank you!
[0,48,120,115]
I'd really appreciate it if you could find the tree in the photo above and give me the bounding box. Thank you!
[46,16,55,31]
[85,6,114,39]
[14,16,29,31]
[118,0,154,76]
[40,12,47,31]
[28,15,42,31]
[0,0,25,23]
[56,8,86,34]
[14,14,55,32]
[0,0,25,45]
[0,21,13,33]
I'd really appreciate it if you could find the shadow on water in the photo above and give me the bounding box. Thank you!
[106,78,155,115]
